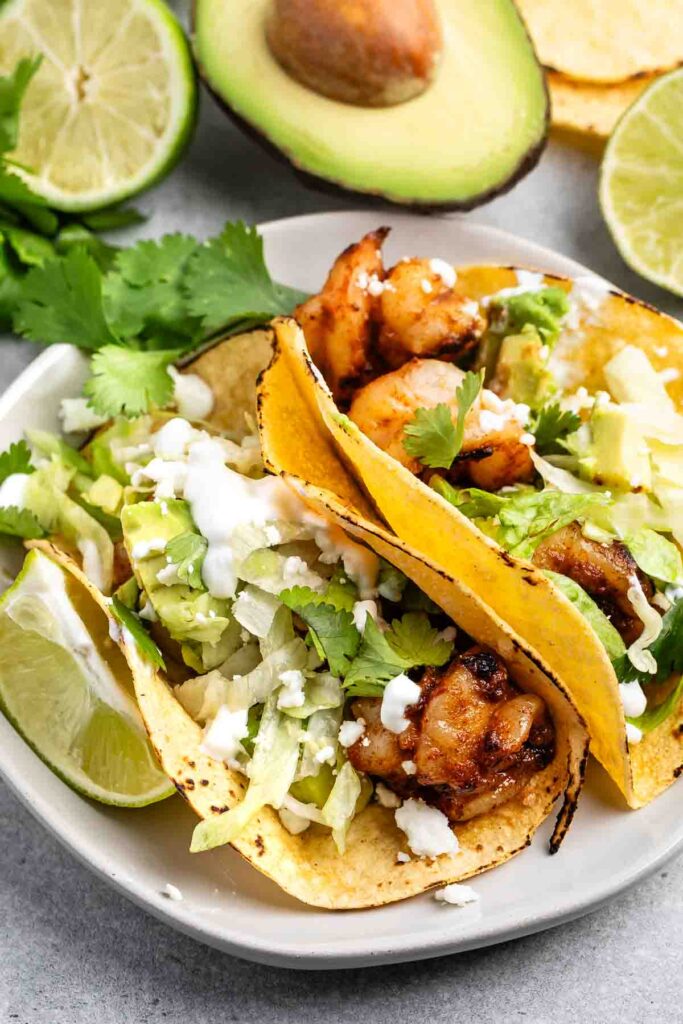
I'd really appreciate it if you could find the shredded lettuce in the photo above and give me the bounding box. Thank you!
[296,705,344,782]
[190,692,301,852]
[321,760,362,853]
[625,529,683,587]
[543,570,625,661]
[232,585,281,638]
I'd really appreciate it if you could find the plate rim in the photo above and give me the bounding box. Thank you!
[1,209,681,970]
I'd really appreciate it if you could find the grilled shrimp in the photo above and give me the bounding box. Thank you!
[532,522,656,645]
[347,647,554,823]
[377,258,485,368]
[294,228,388,400]
[349,358,534,489]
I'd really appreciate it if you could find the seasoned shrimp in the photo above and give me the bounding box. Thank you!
[347,647,554,822]
[532,522,656,645]
[294,228,388,400]
[349,358,534,489]
[378,258,486,368]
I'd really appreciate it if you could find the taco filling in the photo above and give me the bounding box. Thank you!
[285,229,683,802]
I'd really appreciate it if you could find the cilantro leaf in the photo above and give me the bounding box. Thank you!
[83,346,180,417]
[104,233,200,345]
[0,55,42,155]
[111,596,165,669]
[0,439,34,484]
[0,506,45,539]
[279,588,360,677]
[13,248,117,349]
[344,613,452,692]
[165,531,207,590]
[343,616,406,691]
[55,224,118,273]
[530,403,581,455]
[489,287,570,346]
[385,612,454,667]
[613,599,683,686]
[184,221,308,334]
[403,370,483,470]
[2,223,54,267]
[403,403,457,470]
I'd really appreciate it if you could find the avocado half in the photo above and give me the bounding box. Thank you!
[193,0,549,209]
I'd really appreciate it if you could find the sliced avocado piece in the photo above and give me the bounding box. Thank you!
[580,404,652,492]
[491,326,556,409]
[121,499,234,649]
[194,0,548,208]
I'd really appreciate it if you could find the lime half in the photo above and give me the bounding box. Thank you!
[600,69,683,297]
[0,548,173,806]
[0,0,197,211]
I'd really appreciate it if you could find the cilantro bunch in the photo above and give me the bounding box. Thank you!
[0,56,307,419]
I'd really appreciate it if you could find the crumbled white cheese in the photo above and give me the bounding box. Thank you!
[264,524,282,546]
[375,782,401,808]
[169,366,215,422]
[401,760,417,776]
[278,807,310,835]
[520,432,536,447]
[59,397,108,434]
[352,599,379,632]
[434,882,479,907]
[380,674,421,733]
[0,472,29,510]
[161,883,183,901]
[395,798,459,858]
[429,258,457,289]
[438,626,457,643]
[478,410,506,433]
[156,562,183,586]
[659,368,680,385]
[314,743,335,765]
[421,278,433,295]
[396,851,411,863]
[131,537,167,561]
[277,669,306,709]
[200,706,249,767]
[338,718,366,748]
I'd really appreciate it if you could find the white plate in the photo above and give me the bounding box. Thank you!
[1,211,681,970]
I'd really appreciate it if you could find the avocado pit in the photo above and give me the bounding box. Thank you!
[265,0,443,107]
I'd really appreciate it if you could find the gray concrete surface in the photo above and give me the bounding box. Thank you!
[2,27,683,1024]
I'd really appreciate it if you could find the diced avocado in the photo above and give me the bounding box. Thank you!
[604,346,675,411]
[291,765,373,813]
[491,326,556,409]
[114,576,140,609]
[194,0,548,208]
[85,474,124,515]
[580,404,651,492]
[290,765,335,808]
[121,499,233,651]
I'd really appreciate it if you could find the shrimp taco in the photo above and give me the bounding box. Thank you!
[1,327,587,909]
[267,229,683,809]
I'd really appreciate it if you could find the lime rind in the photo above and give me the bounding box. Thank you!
[600,68,683,298]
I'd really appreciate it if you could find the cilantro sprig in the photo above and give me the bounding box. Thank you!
[0,439,34,484]
[530,403,581,455]
[165,531,208,590]
[280,584,454,694]
[403,369,484,470]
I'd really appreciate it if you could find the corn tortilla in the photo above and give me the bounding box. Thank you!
[549,73,654,138]
[269,275,683,808]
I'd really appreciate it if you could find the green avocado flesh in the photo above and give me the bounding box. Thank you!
[194,0,548,207]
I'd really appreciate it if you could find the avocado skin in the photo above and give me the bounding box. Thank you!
[191,3,550,212]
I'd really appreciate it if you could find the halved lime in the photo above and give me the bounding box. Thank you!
[0,548,173,806]
[600,69,683,297]
[0,0,197,211]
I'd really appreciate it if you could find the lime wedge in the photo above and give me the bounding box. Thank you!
[0,0,197,211]
[600,69,683,297]
[0,548,173,806]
